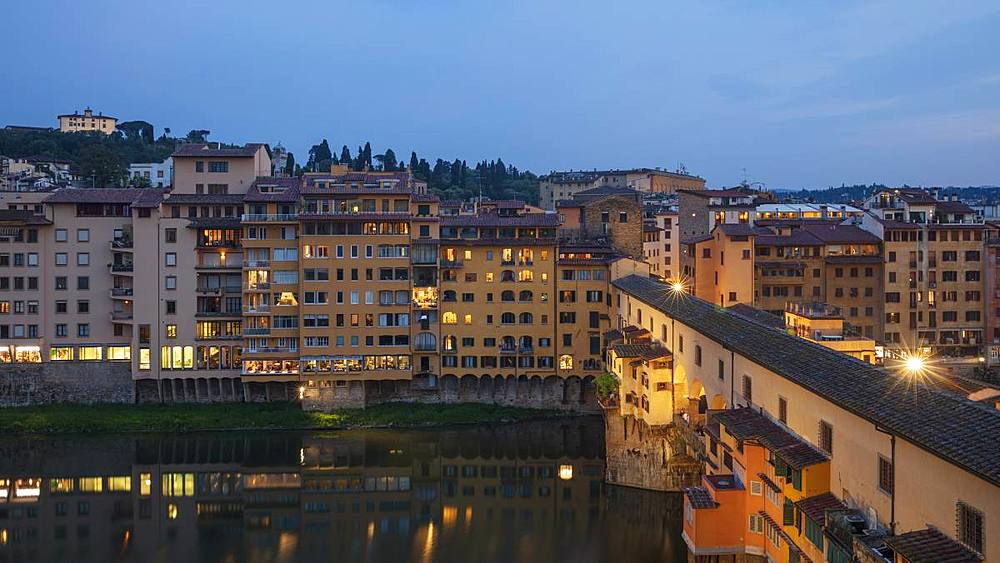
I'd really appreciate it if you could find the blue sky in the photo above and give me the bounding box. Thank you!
[4,0,999,188]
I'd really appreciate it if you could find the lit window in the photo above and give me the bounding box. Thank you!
[78,346,102,361]
[464,314,472,325]
[485,272,494,282]
[442,312,457,325]
[166,325,177,338]
[138,348,151,370]
[559,355,573,370]
[107,346,131,361]
[49,347,74,361]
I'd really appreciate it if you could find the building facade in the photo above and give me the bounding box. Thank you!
[540,168,705,209]
[128,159,173,188]
[57,108,117,134]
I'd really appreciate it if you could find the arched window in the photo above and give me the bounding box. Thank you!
[518,269,533,282]
[519,312,533,324]
[500,336,516,351]
[501,290,515,302]
[501,270,515,282]
[442,290,457,302]
[519,336,533,350]
[415,332,437,351]
[501,312,516,325]
[443,335,457,351]
[442,312,457,324]
[519,290,533,302]
[559,354,573,370]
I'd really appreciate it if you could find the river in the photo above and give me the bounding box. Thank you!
[0,417,687,562]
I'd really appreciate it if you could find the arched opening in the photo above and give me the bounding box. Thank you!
[710,394,727,410]
[519,312,533,324]
[519,290,533,302]
[501,290,515,302]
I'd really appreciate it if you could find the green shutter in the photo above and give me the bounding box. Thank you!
[783,498,794,525]
[792,469,802,491]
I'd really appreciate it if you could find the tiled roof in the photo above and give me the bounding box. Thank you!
[44,187,166,205]
[164,193,246,205]
[411,193,440,202]
[612,274,1000,486]
[936,200,976,215]
[0,210,50,225]
[800,223,881,244]
[712,408,829,469]
[610,344,670,360]
[794,492,847,523]
[440,211,560,228]
[680,234,713,245]
[678,187,756,198]
[726,304,785,330]
[885,527,983,562]
[245,177,301,203]
[172,143,267,158]
[575,185,640,197]
[186,217,242,229]
[715,223,755,237]
[683,486,717,509]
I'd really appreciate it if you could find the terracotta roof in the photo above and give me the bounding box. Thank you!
[885,527,983,562]
[935,200,976,214]
[164,193,246,205]
[0,210,50,225]
[794,492,847,523]
[712,408,829,469]
[715,223,755,237]
[612,274,1000,487]
[245,177,300,203]
[726,304,784,330]
[799,223,881,244]
[681,234,713,245]
[172,143,267,158]
[611,344,670,360]
[441,211,560,228]
[679,187,756,198]
[44,187,166,206]
[683,486,717,509]
[411,193,440,202]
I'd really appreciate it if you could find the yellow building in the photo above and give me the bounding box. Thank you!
[784,302,877,364]
[57,107,118,134]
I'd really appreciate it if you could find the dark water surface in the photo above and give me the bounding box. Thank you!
[0,417,686,562]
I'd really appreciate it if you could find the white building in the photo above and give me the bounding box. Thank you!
[128,158,172,188]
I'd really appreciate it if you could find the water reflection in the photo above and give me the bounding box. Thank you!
[0,418,685,563]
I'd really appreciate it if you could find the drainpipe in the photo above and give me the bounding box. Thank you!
[875,425,896,534]
[729,349,736,407]
[670,317,675,418]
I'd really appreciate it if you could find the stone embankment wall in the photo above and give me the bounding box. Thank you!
[0,362,133,407]
[303,374,601,412]
[603,407,701,491]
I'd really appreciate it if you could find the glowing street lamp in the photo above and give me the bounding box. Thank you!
[901,354,926,376]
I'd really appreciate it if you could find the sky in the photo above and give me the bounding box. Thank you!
[4,0,1000,189]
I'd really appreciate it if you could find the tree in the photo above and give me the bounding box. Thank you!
[117,120,154,144]
[78,144,125,187]
[377,148,398,171]
[409,151,419,172]
[362,142,372,170]
[307,139,332,171]
[284,152,296,176]
[129,174,152,188]
[186,130,210,143]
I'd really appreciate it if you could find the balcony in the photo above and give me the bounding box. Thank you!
[244,305,271,314]
[196,310,242,318]
[241,213,299,222]
[243,327,271,336]
[244,259,270,269]
[110,288,133,299]
[110,311,133,322]
[244,283,271,291]
[196,260,243,270]
[244,347,298,354]
[110,263,134,274]
[111,238,133,250]
[439,259,463,267]
[197,285,242,295]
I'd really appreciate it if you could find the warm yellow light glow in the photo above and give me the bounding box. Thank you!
[167,504,178,520]
[671,281,685,293]
[903,355,925,375]
[559,464,574,480]
[298,386,305,400]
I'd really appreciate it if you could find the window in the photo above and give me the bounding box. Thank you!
[818,420,833,454]
[55,229,67,242]
[165,228,177,243]
[778,396,787,424]
[878,455,893,495]
[77,276,89,290]
[165,324,177,338]
[208,161,229,173]
[165,253,177,267]
[77,253,89,266]
[749,514,764,534]
[957,501,984,554]
[165,276,177,290]
[55,252,68,266]
[694,345,701,366]
[76,229,90,242]
[742,375,752,403]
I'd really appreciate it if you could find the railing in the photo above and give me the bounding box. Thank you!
[244,347,297,354]
[196,261,243,269]
[110,263,134,273]
[244,283,271,291]
[242,327,271,336]
[197,240,241,249]
[440,259,463,267]
[111,238,133,249]
[414,343,437,352]
[244,260,270,268]
[110,288,133,297]
[244,305,271,314]
[197,285,243,294]
[110,311,133,321]
[196,310,243,317]
[241,213,299,222]
[299,210,410,216]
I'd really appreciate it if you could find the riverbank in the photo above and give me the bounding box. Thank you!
[0,402,577,435]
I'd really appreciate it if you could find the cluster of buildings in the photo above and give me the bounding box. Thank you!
[0,131,998,560]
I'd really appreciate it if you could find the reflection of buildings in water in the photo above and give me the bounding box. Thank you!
[0,420,628,562]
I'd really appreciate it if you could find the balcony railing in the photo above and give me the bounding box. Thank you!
[244,305,271,314]
[110,263,134,273]
[439,259,463,267]
[241,213,299,222]
[110,311,133,321]
[110,288,133,297]
[244,259,270,268]
[244,283,271,291]
[242,327,271,336]
[197,285,243,294]
[244,347,297,354]
[196,261,243,269]
[111,238,133,249]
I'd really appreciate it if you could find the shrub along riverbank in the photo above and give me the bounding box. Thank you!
[0,402,575,435]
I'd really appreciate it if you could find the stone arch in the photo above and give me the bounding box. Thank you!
[564,376,581,404]
[478,375,495,403]
[581,375,597,408]
[529,375,544,407]
[504,374,519,405]
[543,376,564,408]
[441,375,459,403]
[710,394,727,410]
[459,375,478,402]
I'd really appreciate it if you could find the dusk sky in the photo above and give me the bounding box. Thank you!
[5,0,1000,189]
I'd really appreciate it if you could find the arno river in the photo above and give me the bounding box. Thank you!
[0,418,687,562]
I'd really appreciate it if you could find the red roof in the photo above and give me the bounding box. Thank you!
[172,143,267,158]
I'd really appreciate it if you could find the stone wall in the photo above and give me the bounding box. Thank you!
[580,195,644,258]
[603,407,701,491]
[302,374,601,412]
[0,362,133,407]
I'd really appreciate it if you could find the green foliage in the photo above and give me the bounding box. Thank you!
[0,402,568,435]
[284,152,295,176]
[117,120,154,144]
[0,128,177,187]
[186,129,210,143]
[595,372,619,399]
